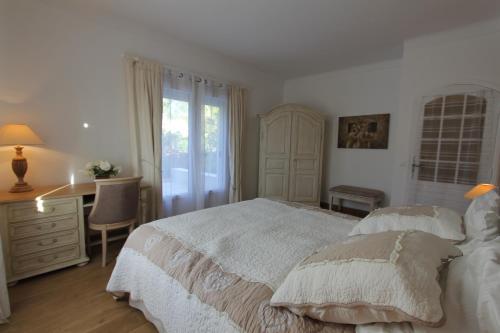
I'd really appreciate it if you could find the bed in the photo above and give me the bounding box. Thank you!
[107,198,500,333]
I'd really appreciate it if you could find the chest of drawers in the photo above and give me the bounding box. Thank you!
[0,197,89,284]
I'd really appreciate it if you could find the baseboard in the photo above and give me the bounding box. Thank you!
[319,201,369,218]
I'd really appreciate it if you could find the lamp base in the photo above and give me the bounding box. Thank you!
[9,182,33,193]
[10,146,34,193]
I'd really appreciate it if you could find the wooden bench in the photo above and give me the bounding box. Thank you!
[328,185,384,212]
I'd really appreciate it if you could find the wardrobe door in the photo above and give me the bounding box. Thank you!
[288,111,324,204]
[258,111,292,200]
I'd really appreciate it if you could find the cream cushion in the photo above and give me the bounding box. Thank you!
[270,231,462,326]
[348,205,465,242]
[464,190,500,241]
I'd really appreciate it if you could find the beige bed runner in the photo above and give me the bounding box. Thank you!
[124,225,353,333]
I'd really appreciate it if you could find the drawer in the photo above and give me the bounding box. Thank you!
[11,230,79,257]
[12,245,80,275]
[7,199,78,222]
[9,214,78,240]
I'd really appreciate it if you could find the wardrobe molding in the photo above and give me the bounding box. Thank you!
[258,103,325,205]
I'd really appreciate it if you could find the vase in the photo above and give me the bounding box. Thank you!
[95,175,110,180]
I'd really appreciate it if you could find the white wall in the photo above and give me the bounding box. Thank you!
[283,17,500,209]
[0,0,283,199]
[283,60,402,207]
[390,18,500,206]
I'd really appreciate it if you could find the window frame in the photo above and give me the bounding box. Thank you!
[417,94,486,185]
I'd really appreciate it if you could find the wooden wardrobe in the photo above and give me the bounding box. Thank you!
[258,104,325,205]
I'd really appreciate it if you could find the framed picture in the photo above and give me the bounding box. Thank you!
[337,113,390,149]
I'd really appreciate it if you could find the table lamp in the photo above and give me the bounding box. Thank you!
[464,183,497,200]
[0,124,44,193]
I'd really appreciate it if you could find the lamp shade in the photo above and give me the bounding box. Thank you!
[464,183,497,200]
[0,124,43,146]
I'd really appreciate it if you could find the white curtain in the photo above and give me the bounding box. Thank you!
[0,236,10,323]
[162,70,229,216]
[125,57,165,219]
[228,86,246,203]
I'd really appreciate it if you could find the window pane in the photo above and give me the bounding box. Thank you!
[443,95,464,116]
[419,141,438,160]
[204,104,221,191]
[424,97,443,117]
[436,162,456,184]
[418,161,436,182]
[465,96,486,115]
[162,98,189,195]
[441,118,461,139]
[457,163,479,185]
[462,117,485,139]
[459,141,481,163]
[439,142,459,161]
[421,119,440,139]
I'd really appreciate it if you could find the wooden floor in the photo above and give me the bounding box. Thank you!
[0,242,156,333]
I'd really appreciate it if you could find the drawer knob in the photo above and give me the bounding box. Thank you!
[51,222,57,228]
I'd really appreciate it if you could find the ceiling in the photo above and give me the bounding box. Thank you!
[44,0,500,78]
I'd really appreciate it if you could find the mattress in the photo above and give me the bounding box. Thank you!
[107,198,500,333]
[107,198,359,332]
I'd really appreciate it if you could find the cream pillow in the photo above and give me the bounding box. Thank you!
[464,190,500,241]
[349,205,465,242]
[270,231,462,326]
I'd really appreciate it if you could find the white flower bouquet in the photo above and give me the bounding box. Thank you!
[83,160,121,179]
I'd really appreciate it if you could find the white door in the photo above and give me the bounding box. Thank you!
[289,111,324,204]
[408,88,500,214]
[258,111,292,200]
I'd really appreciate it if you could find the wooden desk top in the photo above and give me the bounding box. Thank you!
[0,183,97,204]
[0,183,150,204]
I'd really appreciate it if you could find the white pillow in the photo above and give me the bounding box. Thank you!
[349,205,465,242]
[270,230,462,326]
[464,190,500,241]
[357,236,500,333]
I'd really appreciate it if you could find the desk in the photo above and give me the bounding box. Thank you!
[0,183,152,284]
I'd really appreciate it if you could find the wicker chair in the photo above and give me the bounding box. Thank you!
[88,177,142,267]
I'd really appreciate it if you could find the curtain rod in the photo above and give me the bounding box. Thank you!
[123,53,241,88]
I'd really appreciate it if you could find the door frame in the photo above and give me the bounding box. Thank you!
[406,83,500,211]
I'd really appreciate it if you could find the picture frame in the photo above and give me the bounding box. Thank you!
[337,113,390,149]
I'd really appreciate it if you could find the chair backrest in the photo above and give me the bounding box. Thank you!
[88,177,142,225]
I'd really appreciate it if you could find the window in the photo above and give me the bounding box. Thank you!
[161,75,229,216]
[418,94,486,185]
[162,97,189,196]
[203,102,228,193]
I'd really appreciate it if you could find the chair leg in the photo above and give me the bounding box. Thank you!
[101,229,107,267]
[85,228,91,257]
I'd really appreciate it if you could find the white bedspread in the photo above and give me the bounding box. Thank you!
[148,198,357,290]
[108,198,358,332]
